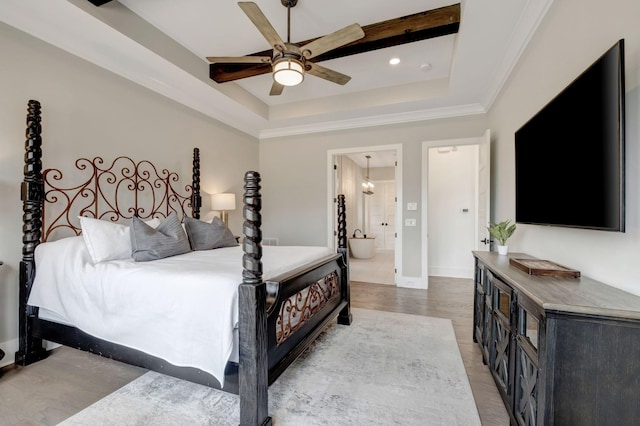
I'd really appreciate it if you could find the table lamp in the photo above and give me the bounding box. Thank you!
[211,193,236,226]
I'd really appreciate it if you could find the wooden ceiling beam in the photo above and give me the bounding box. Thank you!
[209,3,461,83]
[86,0,114,6]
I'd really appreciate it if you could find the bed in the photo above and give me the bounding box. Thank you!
[16,100,351,426]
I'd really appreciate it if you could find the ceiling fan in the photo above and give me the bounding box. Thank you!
[206,0,365,96]
[208,3,460,89]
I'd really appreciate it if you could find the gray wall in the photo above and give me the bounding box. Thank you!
[488,0,640,295]
[258,116,489,279]
[0,23,258,363]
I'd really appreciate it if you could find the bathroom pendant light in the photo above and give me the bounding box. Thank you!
[362,155,375,195]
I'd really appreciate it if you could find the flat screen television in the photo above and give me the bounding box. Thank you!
[515,39,625,232]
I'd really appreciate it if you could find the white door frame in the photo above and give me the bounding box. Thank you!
[421,130,490,288]
[327,144,403,283]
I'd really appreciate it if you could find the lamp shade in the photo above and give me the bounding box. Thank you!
[211,193,236,211]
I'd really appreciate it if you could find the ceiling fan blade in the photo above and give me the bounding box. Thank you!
[238,2,286,50]
[269,81,284,96]
[306,62,351,85]
[210,4,460,84]
[301,23,365,60]
[206,56,271,64]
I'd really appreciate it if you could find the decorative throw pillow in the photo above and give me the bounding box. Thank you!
[130,212,191,261]
[79,216,164,263]
[79,216,131,263]
[184,216,238,251]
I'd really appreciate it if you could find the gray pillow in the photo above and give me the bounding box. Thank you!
[130,212,191,262]
[184,216,238,251]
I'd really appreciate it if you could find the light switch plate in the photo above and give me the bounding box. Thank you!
[407,202,418,211]
[405,218,417,227]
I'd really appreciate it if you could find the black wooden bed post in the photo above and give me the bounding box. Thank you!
[191,147,202,219]
[16,100,48,366]
[336,194,352,325]
[239,171,272,426]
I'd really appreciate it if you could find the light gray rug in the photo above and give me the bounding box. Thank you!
[59,308,480,425]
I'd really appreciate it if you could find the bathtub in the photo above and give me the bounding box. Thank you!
[348,237,376,259]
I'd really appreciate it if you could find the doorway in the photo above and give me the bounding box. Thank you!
[421,130,491,286]
[327,145,402,285]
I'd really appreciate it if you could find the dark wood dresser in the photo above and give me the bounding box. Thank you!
[473,251,640,426]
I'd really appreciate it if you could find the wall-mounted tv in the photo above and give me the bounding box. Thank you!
[515,39,625,232]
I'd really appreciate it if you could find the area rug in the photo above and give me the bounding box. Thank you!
[59,308,480,425]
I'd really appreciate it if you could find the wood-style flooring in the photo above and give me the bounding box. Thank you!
[0,277,508,425]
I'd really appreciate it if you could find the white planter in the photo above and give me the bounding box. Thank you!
[497,245,509,255]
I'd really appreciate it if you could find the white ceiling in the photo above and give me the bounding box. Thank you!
[347,151,397,169]
[1,0,553,139]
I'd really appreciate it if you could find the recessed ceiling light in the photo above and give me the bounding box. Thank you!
[389,57,400,65]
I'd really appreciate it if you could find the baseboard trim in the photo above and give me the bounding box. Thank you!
[428,267,474,279]
[397,276,427,289]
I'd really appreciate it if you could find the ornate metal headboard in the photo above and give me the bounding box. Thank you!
[20,100,202,243]
[42,153,200,241]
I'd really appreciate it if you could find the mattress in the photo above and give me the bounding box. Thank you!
[29,236,334,386]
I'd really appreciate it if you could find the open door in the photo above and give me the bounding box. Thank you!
[327,146,403,285]
[422,130,491,285]
[475,129,491,251]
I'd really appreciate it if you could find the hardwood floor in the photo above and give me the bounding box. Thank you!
[0,277,508,425]
[0,345,145,425]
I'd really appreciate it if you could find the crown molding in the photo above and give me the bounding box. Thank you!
[259,103,486,139]
[482,0,555,111]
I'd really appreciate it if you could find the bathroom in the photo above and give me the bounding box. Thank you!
[336,151,396,285]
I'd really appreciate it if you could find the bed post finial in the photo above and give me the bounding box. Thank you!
[191,148,202,219]
[242,171,262,283]
[22,100,44,261]
[337,193,352,325]
[16,99,48,366]
[337,194,347,250]
[239,171,271,426]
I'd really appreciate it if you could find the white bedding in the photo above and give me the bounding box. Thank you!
[28,236,334,386]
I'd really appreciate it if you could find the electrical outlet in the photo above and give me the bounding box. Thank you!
[405,218,416,227]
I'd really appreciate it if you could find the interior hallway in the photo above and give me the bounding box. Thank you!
[349,251,395,285]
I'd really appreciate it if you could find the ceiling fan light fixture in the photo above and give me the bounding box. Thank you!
[273,57,304,86]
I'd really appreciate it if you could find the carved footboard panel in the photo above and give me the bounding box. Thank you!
[265,253,348,383]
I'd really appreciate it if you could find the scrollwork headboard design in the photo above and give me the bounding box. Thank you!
[42,155,199,241]
[20,100,201,246]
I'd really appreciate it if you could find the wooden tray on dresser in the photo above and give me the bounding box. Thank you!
[509,258,580,278]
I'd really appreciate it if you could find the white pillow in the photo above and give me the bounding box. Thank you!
[145,218,163,228]
[79,217,130,263]
[78,216,163,263]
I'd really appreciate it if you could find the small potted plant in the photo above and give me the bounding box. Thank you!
[487,220,516,255]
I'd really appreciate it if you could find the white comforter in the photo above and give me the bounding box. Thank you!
[28,236,334,386]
